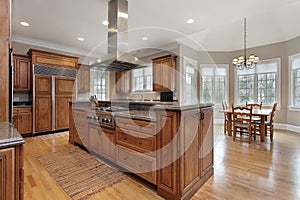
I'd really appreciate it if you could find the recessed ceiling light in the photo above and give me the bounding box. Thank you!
[186,19,195,24]
[142,37,148,41]
[20,21,29,27]
[78,37,84,41]
[97,58,102,63]
[102,20,109,26]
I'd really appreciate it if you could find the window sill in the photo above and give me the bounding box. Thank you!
[288,107,300,112]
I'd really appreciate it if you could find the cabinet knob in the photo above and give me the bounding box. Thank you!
[138,141,142,145]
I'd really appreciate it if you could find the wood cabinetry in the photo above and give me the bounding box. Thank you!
[115,71,130,93]
[35,75,52,133]
[156,107,214,200]
[77,64,90,93]
[116,117,157,184]
[28,49,78,70]
[13,107,32,135]
[13,55,31,91]
[69,107,89,147]
[0,145,24,200]
[89,124,115,162]
[55,77,75,130]
[152,55,177,92]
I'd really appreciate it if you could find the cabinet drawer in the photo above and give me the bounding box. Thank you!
[116,128,156,156]
[116,146,157,185]
[116,117,156,135]
[13,107,32,113]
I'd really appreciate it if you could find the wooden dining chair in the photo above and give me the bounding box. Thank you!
[232,104,255,143]
[246,101,262,126]
[254,102,278,142]
[222,102,229,135]
[246,101,262,109]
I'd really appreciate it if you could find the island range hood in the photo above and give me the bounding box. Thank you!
[92,0,146,71]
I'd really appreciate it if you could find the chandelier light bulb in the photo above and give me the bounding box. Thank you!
[232,18,259,70]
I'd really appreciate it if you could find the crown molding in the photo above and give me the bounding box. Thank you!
[12,34,99,58]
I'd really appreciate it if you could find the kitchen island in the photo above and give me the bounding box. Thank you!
[0,122,25,200]
[69,101,214,200]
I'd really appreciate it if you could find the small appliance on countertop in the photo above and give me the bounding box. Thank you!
[160,91,174,102]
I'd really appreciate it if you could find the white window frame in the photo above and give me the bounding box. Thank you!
[182,57,198,104]
[289,53,300,111]
[131,65,153,92]
[90,69,110,100]
[234,58,281,107]
[200,64,229,106]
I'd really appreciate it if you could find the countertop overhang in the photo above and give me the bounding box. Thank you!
[0,122,25,148]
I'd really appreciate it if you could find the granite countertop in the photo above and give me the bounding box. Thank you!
[0,122,25,148]
[153,103,214,111]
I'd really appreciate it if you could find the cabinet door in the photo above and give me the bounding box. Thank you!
[18,112,32,134]
[55,95,72,129]
[35,75,51,94]
[116,71,130,93]
[100,128,115,162]
[13,56,31,91]
[200,107,214,176]
[152,61,162,91]
[78,65,90,93]
[152,55,176,92]
[180,110,201,193]
[88,124,101,154]
[0,148,14,200]
[55,77,75,95]
[35,95,52,132]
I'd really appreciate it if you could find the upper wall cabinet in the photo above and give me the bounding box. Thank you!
[13,55,31,91]
[28,49,79,70]
[152,55,177,92]
[115,71,131,93]
[77,64,90,93]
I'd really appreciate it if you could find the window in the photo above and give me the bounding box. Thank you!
[90,68,108,100]
[236,58,280,105]
[289,54,300,108]
[200,64,228,105]
[185,66,197,104]
[132,66,152,91]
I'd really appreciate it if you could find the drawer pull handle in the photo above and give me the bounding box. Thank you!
[124,157,128,161]
[138,141,142,145]
[124,137,127,140]
[139,165,143,168]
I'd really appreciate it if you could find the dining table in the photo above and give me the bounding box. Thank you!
[221,108,273,142]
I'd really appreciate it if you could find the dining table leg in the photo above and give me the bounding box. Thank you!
[260,115,265,142]
[227,113,232,136]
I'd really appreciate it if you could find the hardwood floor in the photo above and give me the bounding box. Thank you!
[23,126,300,200]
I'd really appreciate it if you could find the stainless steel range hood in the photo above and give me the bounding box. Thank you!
[92,0,145,71]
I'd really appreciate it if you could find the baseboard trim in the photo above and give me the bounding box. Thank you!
[274,123,300,133]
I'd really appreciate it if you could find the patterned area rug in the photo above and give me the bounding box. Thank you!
[37,147,128,200]
[34,131,69,141]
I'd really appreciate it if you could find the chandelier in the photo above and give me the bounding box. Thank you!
[232,18,259,70]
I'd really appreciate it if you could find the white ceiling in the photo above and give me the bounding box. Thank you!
[11,0,300,60]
